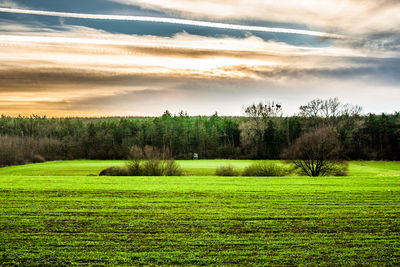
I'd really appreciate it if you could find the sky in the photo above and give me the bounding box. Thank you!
[0,0,399,117]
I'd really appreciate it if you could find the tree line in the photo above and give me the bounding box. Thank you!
[0,98,399,167]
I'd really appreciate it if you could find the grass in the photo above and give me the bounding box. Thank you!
[2,159,398,177]
[0,159,280,177]
[0,160,399,265]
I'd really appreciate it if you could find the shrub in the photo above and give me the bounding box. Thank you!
[215,165,240,176]
[100,160,183,176]
[142,160,164,176]
[126,160,142,176]
[141,160,183,176]
[242,162,290,177]
[164,160,183,176]
[282,126,343,177]
[99,167,128,176]
[293,161,348,177]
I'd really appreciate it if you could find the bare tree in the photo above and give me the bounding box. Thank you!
[299,97,363,126]
[341,103,362,117]
[244,101,282,121]
[299,98,323,118]
[321,97,341,119]
[282,126,345,176]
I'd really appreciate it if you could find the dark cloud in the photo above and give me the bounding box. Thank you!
[216,56,400,86]
[61,89,172,110]
[120,45,285,59]
[0,67,185,92]
[1,54,400,95]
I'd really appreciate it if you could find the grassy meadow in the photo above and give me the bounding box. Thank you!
[0,160,399,265]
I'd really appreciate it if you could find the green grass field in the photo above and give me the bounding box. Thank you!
[0,160,399,265]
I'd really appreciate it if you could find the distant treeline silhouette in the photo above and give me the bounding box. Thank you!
[0,99,399,166]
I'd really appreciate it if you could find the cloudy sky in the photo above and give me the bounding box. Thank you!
[0,0,399,116]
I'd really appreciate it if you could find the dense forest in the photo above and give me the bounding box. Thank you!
[0,98,399,167]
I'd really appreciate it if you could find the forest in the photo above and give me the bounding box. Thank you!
[0,98,399,167]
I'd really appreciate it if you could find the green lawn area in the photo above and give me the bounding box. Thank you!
[0,159,273,176]
[1,159,399,177]
[0,160,399,265]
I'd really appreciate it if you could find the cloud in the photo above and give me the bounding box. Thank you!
[110,0,400,36]
[0,7,344,38]
[0,20,399,116]
[0,0,23,9]
[1,26,387,97]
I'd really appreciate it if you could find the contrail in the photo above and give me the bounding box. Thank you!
[0,7,344,39]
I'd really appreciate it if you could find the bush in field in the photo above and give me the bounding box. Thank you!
[139,160,183,176]
[242,162,290,176]
[100,160,183,176]
[282,126,345,177]
[126,160,142,176]
[293,161,348,176]
[164,160,184,176]
[215,165,240,176]
[141,160,183,176]
[142,160,164,176]
[99,167,128,176]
